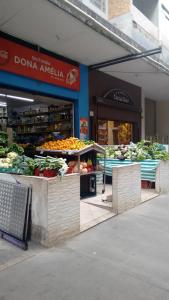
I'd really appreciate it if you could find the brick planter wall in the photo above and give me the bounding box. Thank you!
[112,163,141,214]
[14,174,80,247]
[156,161,169,194]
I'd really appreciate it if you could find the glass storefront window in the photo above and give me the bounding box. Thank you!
[98,120,133,145]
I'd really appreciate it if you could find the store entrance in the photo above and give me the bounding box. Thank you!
[97,120,133,145]
[0,89,74,148]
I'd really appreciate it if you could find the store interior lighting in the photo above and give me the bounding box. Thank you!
[0,102,7,107]
[0,93,34,102]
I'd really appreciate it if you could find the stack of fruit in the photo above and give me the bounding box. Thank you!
[67,159,94,174]
[39,137,87,151]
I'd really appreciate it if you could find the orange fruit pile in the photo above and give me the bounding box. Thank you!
[40,137,86,151]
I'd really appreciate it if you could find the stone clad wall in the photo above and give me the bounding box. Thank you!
[155,161,169,194]
[47,175,80,246]
[14,174,80,247]
[112,163,141,214]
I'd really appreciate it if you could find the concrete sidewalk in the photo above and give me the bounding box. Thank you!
[0,194,169,300]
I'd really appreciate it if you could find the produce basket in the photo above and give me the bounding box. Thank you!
[0,167,22,174]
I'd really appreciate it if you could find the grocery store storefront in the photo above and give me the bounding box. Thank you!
[0,35,89,145]
[89,70,142,145]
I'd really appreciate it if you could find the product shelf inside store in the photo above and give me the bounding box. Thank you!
[18,109,72,118]
[16,130,72,135]
[8,120,72,126]
[3,98,74,143]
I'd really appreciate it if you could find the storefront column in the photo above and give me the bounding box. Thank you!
[78,64,89,139]
[141,89,145,139]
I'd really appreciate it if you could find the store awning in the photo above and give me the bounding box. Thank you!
[0,0,169,101]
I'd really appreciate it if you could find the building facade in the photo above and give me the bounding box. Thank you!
[0,33,89,142]
[1,0,169,144]
[78,0,169,143]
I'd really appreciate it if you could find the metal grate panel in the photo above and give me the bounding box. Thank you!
[0,180,30,241]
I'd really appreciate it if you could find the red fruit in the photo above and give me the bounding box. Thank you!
[34,168,40,176]
[67,167,73,174]
[87,165,94,172]
[43,169,57,177]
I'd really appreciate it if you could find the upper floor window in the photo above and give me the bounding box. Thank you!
[161,4,169,21]
[90,0,107,13]
[80,0,108,18]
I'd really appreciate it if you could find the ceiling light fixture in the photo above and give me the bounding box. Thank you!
[6,95,34,102]
[0,93,34,102]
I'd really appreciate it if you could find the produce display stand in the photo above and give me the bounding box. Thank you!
[36,143,106,198]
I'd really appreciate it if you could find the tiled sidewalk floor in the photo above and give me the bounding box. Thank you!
[80,185,159,232]
[0,185,159,272]
[1,194,169,300]
[0,240,45,272]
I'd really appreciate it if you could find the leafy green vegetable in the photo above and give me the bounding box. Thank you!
[84,140,95,145]
[8,143,24,155]
[0,131,8,146]
[0,146,8,158]
[34,156,66,171]
[104,140,169,161]
[12,155,36,175]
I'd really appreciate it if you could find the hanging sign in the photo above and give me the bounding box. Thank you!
[98,89,133,105]
[0,37,80,91]
[80,118,89,140]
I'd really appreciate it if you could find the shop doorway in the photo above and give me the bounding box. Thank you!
[97,120,133,145]
[0,88,75,147]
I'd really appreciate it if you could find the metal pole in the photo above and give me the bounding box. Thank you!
[89,47,162,70]
[102,152,106,194]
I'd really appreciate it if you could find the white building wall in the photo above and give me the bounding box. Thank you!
[156,101,169,143]
[141,90,145,139]
[145,98,156,138]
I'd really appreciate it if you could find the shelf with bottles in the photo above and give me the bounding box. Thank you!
[14,121,72,134]
[8,113,72,125]
[9,105,72,118]
[16,129,72,135]
[6,115,72,126]
[8,104,72,126]
[8,119,72,127]
[0,106,8,128]
[0,106,7,116]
